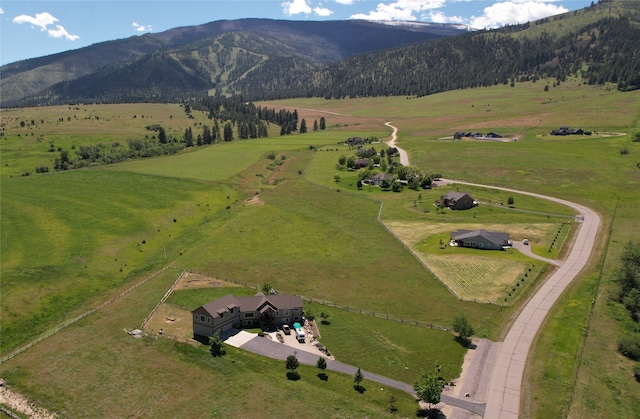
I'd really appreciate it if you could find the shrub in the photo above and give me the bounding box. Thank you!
[618,335,640,361]
[634,364,640,382]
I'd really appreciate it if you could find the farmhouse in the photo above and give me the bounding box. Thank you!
[370,173,394,186]
[346,137,367,147]
[438,191,476,210]
[550,127,591,136]
[451,229,511,250]
[354,158,370,169]
[192,293,303,338]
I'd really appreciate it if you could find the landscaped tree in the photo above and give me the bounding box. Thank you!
[209,333,225,357]
[508,196,515,206]
[316,356,327,380]
[319,116,326,130]
[286,354,300,379]
[261,282,273,294]
[313,119,319,131]
[299,118,307,134]
[413,368,444,409]
[319,311,331,325]
[353,367,364,391]
[453,313,475,346]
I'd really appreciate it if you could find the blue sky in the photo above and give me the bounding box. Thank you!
[1,0,594,66]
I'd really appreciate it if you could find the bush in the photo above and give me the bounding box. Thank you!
[634,364,640,382]
[618,335,640,361]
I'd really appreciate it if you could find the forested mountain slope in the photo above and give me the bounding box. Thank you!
[279,1,640,99]
[1,19,463,106]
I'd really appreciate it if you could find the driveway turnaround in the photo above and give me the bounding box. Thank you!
[443,180,601,418]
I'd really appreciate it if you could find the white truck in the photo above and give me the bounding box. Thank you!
[295,328,305,343]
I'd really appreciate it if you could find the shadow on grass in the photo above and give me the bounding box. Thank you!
[317,372,328,381]
[353,385,366,394]
[454,336,475,349]
[286,372,300,381]
[416,408,446,418]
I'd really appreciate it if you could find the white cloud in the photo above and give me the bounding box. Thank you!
[48,25,80,41]
[133,22,152,32]
[470,1,568,29]
[13,12,58,31]
[314,6,334,16]
[350,0,446,21]
[0,8,4,14]
[282,0,313,16]
[427,10,464,24]
[335,0,354,4]
[13,12,79,41]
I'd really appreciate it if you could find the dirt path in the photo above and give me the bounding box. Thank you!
[0,386,56,418]
[384,121,409,166]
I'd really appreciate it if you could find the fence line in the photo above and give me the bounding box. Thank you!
[300,150,465,301]
[302,297,450,332]
[141,268,186,330]
[0,266,169,365]
[186,268,452,333]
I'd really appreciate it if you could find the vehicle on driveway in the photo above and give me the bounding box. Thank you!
[282,324,291,335]
[522,238,529,245]
[295,328,305,343]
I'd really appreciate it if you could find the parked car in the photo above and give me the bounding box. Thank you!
[523,239,529,245]
[295,328,305,343]
[282,324,291,335]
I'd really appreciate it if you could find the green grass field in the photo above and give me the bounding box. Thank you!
[1,80,639,417]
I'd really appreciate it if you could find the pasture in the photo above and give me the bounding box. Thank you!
[1,79,639,418]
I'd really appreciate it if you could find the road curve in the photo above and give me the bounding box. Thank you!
[385,122,409,166]
[439,180,601,418]
[382,125,601,417]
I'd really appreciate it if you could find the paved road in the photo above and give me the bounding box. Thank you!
[440,180,601,418]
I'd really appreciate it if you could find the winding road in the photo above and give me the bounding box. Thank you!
[384,122,601,418]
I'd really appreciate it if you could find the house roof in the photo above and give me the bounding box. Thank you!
[442,191,473,201]
[194,293,303,318]
[451,229,510,245]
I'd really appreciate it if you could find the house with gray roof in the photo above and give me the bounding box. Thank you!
[451,229,511,250]
[192,293,304,338]
[439,191,476,210]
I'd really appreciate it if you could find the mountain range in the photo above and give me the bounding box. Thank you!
[2,0,639,107]
[0,19,466,106]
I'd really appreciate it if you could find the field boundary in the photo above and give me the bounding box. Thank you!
[181,269,452,333]
[0,266,169,365]
[301,150,462,300]
[141,268,187,329]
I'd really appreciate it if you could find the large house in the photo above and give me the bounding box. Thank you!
[192,293,304,338]
[451,229,511,250]
[439,191,476,210]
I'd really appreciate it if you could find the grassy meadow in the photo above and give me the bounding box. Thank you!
[1,79,639,417]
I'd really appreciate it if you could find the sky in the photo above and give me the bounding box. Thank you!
[1,0,594,66]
